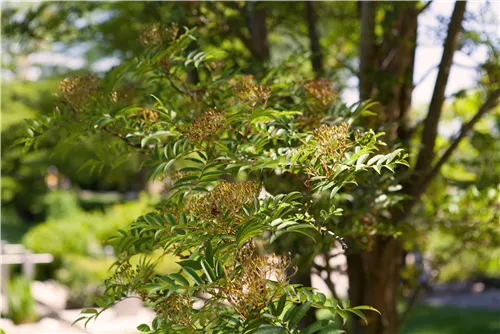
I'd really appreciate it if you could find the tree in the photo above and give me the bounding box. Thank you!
[346,1,500,333]
[20,25,408,333]
[5,2,499,333]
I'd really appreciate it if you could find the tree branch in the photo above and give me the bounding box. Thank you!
[413,1,467,189]
[414,65,438,87]
[418,1,433,15]
[415,88,500,198]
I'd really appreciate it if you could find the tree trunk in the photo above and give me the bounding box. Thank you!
[305,1,324,77]
[245,2,270,61]
[347,238,403,334]
[346,252,366,334]
[358,1,377,100]
[349,3,419,334]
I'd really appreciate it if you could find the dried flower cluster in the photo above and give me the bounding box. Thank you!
[185,109,227,143]
[313,123,350,159]
[232,75,272,107]
[298,113,324,131]
[190,181,260,231]
[304,78,337,107]
[136,107,159,124]
[151,293,194,325]
[139,23,179,49]
[223,248,292,317]
[58,74,100,108]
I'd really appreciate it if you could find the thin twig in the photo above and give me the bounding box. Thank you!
[415,88,500,198]
[418,1,433,15]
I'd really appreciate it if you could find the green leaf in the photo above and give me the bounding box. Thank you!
[236,220,263,247]
[81,308,98,314]
[318,324,344,334]
[350,305,381,314]
[254,196,260,212]
[215,260,225,278]
[253,325,287,333]
[276,220,299,230]
[283,304,297,322]
[201,259,216,283]
[335,309,348,325]
[150,94,167,112]
[283,224,317,242]
[356,153,370,170]
[330,185,342,199]
[72,316,87,326]
[288,301,312,329]
[267,300,277,316]
[180,212,188,225]
[205,241,214,267]
[386,148,403,164]
[137,323,151,332]
[141,130,180,148]
[346,308,368,325]
[367,154,383,166]
[170,273,190,286]
[276,294,287,316]
[165,213,177,225]
[300,320,332,334]
[178,259,202,270]
[183,267,203,285]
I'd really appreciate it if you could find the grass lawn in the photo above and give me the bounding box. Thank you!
[401,305,500,334]
[317,304,500,334]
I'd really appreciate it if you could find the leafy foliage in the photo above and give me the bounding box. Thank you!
[21,26,408,333]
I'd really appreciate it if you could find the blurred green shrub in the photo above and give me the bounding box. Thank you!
[23,193,151,258]
[21,192,182,308]
[6,276,38,324]
[435,244,500,282]
[424,185,500,283]
[43,190,81,220]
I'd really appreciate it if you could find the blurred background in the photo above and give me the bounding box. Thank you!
[1,1,499,333]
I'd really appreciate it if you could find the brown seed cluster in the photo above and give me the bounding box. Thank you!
[58,74,100,109]
[313,123,350,158]
[185,109,227,143]
[232,75,272,107]
[304,78,337,107]
[223,248,292,317]
[190,181,260,232]
[152,293,194,325]
[139,23,179,49]
[298,113,324,131]
[136,107,159,124]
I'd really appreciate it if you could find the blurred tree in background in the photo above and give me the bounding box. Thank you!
[2,1,499,334]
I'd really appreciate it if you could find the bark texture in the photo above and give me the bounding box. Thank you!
[305,1,324,77]
[349,3,471,334]
[359,1,377,100]
[350,3,419,334]
[245,2,270,61]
